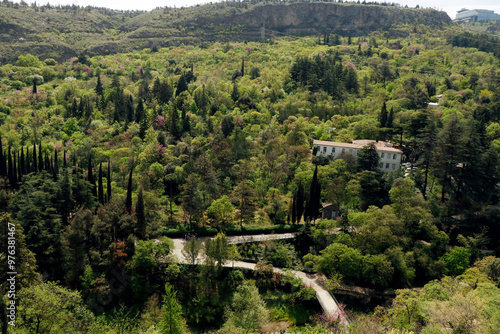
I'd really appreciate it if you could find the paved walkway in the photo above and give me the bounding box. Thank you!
[170,235,348,329]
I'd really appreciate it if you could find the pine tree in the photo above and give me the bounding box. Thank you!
[169,108,180,139]
[125,166,133,214]
[291,195,297,224]
[231,82,240,102]
[135,99,145,123]
[126,95,134,125]
[136,185,146,239]
[32,76,37,94]
[95,74,103,97]
[175,74,188,97]
[159,283,187,334]
[98,163,104,205]
[107,160,112,203]
[241,57,245,77]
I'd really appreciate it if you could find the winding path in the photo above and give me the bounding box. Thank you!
[170,234,348,329]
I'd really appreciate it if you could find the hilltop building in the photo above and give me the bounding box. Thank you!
[313,139,402,172]
[454,9,500,23]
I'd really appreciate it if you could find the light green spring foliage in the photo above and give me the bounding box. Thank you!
[14,281,94,334]
[387,259,500,334]
[222,282,269,334]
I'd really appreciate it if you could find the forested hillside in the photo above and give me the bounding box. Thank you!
[1,14,500,333]
[0,0,452,63]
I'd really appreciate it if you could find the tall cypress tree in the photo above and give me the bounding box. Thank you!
[33,143,37,174]
[136,185,146,239]
[387,106,394,128]
[20,147,25,176]
[0,137,5,177]
[38,143,43,172]
[7,147,13,186]
[305,166,321,223]
[12,149,17,188]
[17,151,21,184]
[241,57,245,77]
[295,183,305,224]
[291,195,297,224]
[379,101,388,128]
[63,149,67,168]
[98,163,104,205]
[53,149,59,180]
[26,147,31,174]
[96,74,104,97]
[88,154,97,198]
[107,160,112,202]
[125,166,133,214]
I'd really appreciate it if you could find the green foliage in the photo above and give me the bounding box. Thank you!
[16,281,94,333]
[159,283,187,334]
[441,246,471,276]
[223,282,269,333]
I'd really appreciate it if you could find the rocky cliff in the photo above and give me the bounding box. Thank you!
[0,1,452,63]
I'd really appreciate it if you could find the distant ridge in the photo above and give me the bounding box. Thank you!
[0,1,452,63]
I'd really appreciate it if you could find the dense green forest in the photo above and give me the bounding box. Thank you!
[2,11,500,333]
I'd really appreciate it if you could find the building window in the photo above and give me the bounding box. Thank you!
[393,154,397,159]
[332,147,335,153]
[386,163,389,169]
[381,153,385,158]
[392,164,396,170]
[323,147,327,153]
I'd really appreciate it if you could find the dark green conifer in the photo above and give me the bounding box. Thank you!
[33,143,37,174]
[98,163,104,204]
[125,166,133,214]
[0,137,5,177]
[38,143,43,172]
[20,147,26,175]
[88,155,97,198]
[175,74,188,97]
[7,146,13,186]
[379,101,388,128]
[136,185,146,239]
[107,160,112,202]
[295,183,305,224]
[96,74,103,97]
[53,149,59,180]
[241,58,245,76]
[26,147,31,174]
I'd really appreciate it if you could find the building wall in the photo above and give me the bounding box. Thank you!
[455,9,500,22]
[314,142,402,172]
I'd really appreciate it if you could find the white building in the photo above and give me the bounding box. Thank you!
[313,139,403,172]
[455,9,500,23]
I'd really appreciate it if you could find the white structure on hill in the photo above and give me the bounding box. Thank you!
[313,139,403,172]
[455,9,500,23]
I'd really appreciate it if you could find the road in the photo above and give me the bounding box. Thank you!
[170,234,349,329]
